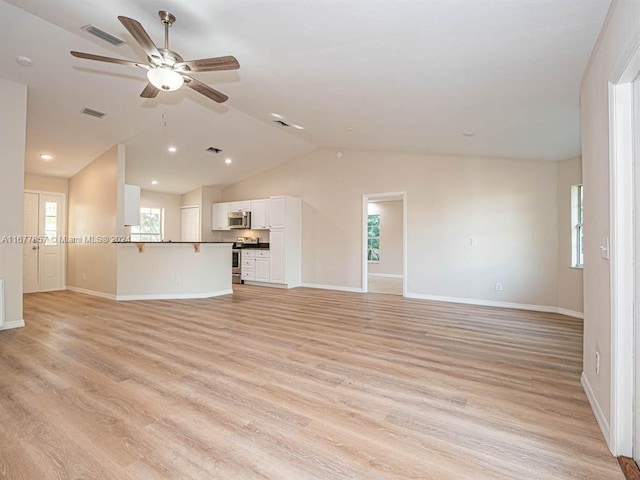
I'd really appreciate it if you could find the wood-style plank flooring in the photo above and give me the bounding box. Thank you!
[0,286,622,479]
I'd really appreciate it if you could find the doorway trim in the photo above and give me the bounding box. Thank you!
[608,42,640,457]
[361,192,407,296]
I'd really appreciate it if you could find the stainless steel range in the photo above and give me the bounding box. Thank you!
[232,237,259,284]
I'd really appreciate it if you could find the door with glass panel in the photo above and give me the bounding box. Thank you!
[22,192,65,292]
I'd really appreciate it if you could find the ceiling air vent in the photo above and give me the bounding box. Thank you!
[81,107,106,118]
[273,120,290,127]
[206,147,223,154]
[82,24,125,46]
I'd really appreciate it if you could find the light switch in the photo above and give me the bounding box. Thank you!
[600,238,610,260]
[470,237,477,247]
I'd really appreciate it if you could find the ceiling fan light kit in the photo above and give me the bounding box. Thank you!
[70,10,239,103]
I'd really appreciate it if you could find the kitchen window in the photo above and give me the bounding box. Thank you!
[368,214,380,262]
[571,184,583,268]
[130,207,164,242]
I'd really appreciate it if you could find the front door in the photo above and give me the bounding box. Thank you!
[23,192,65,293]
[23,192,39,293]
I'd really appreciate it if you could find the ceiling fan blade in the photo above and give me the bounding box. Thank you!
[118,16,162,62]
[70,51,147,68]
[175,56,240,73]
[140,83,160,98]
[182,75,229,103]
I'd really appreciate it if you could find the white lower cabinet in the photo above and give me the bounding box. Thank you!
[242,250,270,283]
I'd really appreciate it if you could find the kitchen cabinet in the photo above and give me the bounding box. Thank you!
[250,199,270,230]
[229,200,251,212]
[268,196,301,287]
[211,202,230,230]
[269,196,286,230]
[242,250,270,283]
[124,184,140,226]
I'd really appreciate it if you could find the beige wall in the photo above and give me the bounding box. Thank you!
[223,148,560,306]
[368,201,403,276]
[0,78,27,327]
[67,146,119,296]
[556,157,583,314]
[24,174,69,194]
[580,0,640,443]
[140,190,182,241]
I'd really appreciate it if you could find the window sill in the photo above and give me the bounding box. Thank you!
[570,265,583,270]
[368,261,380,264]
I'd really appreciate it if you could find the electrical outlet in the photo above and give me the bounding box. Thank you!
[82,273,87,281]
[175,276,182,286]
[495,282,503,292]
[470,237,477,247]
[595,351,600,375]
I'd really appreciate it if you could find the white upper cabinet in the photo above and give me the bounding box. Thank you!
[269,196,286,230]
[211,202,230,230]
[250,199,270,230]
[229,200,251,212]
[124,184,140,226]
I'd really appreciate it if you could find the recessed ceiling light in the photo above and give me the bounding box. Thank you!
[336,151,343,159]
[168,146,177,153]
[150,180,158,185]
[346,127,355,132]
[225,158,232,164]
[462,132,476,137]
[40,153,54,160]
[16,56,33,67]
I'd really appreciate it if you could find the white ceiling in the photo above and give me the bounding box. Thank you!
[1,0,611,194]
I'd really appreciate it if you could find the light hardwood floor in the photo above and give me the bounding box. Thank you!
[0,286,622,479]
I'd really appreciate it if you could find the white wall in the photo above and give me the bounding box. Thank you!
[140,190,182,241]
[368,201,403,276]
[67,146,119,296]
[0,78,27,328]
[580,0,640,450]
[223,148,560,307]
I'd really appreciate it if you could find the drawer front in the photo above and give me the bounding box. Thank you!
[241,271,255,280]
[256,250,270,258]
[242,259,255,268]
[243,250,257,258]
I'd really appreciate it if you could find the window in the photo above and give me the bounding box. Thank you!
[44,201,58,245]
[571,184,583,268]
[367,214,380,262]
[130,207,164,242]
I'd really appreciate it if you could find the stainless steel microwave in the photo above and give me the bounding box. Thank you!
[228,211,251,229]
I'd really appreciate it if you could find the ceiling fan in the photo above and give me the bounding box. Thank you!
[70,10,239,103]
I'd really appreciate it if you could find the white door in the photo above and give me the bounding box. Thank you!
[181,206,200,242]
[23,192,65,293]
[23,192,39,293]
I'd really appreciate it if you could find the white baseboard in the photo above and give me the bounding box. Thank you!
[301,283,364,293]
[557,308,584,319]
[0,319,25,330]
[67,286,117,300]
[368,273,403,279]
[116,289,233,301]
[405,292,584,318]
[243,281,288,289]
[581,372,611,450]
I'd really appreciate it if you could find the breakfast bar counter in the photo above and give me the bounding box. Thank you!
[115,242,233,301]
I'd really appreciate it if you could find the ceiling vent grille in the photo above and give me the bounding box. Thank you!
[273,120,290,127]
[206,147,223,154]
[82,24,125,46]
[81,107,106,118]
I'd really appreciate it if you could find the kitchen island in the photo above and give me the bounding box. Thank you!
[115,242,233,301]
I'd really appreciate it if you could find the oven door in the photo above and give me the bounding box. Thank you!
[232,249,242,284]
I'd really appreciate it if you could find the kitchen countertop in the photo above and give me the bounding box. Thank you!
[233,243,270,249]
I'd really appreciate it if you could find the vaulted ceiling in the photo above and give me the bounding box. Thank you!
[1,0,611,194]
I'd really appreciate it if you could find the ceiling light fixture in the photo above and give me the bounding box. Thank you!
[147,67,184,92]
[150,180,158,185]
[271,113,284,119]
[462,132,476,137]
[168,146,177,153]
[16,56,33,67]
[225,158,232,164]
[40,153,54,160]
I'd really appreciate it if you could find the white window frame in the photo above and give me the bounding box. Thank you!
[130,207,164,242]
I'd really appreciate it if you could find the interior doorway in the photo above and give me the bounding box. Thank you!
[23,191,66,293]
[362,192,406,296]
